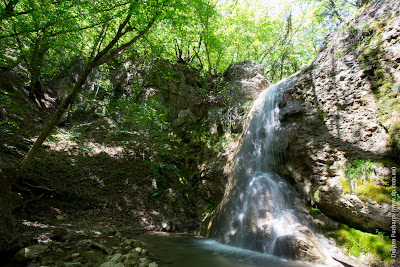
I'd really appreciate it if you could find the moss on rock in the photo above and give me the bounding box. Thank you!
[326,224,393,266]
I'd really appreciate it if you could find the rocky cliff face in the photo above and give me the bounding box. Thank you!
[277,0,400,233]
[151,61,271,214]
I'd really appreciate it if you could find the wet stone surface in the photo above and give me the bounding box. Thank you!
[7,231,159,267]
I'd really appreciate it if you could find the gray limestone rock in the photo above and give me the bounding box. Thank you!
[276,0,400,232]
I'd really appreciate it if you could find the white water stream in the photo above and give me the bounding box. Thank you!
[135,82,341,266]
[208,81,326,259]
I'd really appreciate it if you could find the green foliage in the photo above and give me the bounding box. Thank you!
[0,89,26,132]
[327,224,392,264]
[49,126,81,142]
[113,168,126,176]
[339,176,351,194]
[340,160,399,205]
[317,104,326,120]
[309,206,322,217]
[108,94,168,131]
[106,130,134,141]
[343,160,376,192]
[0,117,19,133]
[202,203,216,219]
[356,183,394,205]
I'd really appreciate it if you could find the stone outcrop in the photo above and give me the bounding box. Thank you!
[277,0,400,232]
[150,61,270,213]
[273,225,326,264]
[9,231,158,267]
[150,60,270,135]
[223,60,270,101]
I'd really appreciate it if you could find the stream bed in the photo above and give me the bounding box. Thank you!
[135,232,322,267]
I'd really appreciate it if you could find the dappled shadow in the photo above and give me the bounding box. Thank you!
[0,117,201,260]
[273,2,400,232]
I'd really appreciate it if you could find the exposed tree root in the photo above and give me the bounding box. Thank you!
[13,179,52,211]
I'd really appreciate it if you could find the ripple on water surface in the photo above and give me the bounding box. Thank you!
[136,232,324,267]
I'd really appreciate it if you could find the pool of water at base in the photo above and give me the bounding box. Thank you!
[134,232,324,267]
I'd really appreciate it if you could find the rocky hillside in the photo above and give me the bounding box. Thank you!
[278,0,399,238]
[1,0,399,265]
[0,52,268,265]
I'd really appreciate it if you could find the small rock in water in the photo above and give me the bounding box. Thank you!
[90,240,112,255]
[139,257,150,267]
[141,248,148,255]
[135,247,142,253]
[63,262,81,267]
[99,262,114,267]
[124,253,139,267]
[149,262,159,267]
[110,253,124,263]
[71,253,80,258]
[56,215,65,221]
[125,253,139,261]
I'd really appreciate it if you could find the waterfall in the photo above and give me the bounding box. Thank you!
[208,81,325,261]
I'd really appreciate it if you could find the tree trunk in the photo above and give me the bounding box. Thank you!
[17,64,94,178]
[16,7,159,178]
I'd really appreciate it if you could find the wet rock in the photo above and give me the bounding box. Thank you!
[141,248,149,256]
[99,261,114,267]
[90,240,112,255]
[139,257,150,267]
[149,262,159,267]
[124,253,140,267]
[63,262,81,267]
[13,244,49,262]
[224,61,270,102]
[273,234,326,264]
[313,213,340,231]
[107,253,125,264]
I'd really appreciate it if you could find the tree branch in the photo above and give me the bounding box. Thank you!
[16,3,160,179]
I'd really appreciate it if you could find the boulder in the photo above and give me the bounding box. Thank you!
[13,244,48,262]
[273,234,326,264]
[223,61,270,102]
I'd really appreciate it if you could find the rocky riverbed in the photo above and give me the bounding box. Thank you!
[6,227,159,267]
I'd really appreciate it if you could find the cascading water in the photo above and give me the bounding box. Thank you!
[208,81,325,261]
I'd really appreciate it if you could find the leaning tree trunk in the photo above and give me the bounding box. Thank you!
[16,64,94,178]
[16,6,159,178]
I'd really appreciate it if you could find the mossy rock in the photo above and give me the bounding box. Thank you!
[326,224,392,265]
